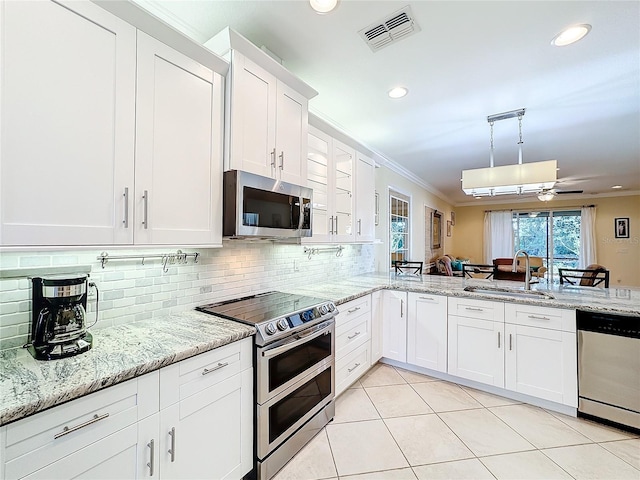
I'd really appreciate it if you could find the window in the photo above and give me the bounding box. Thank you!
[390,191,410,266]
[513,210,581,281]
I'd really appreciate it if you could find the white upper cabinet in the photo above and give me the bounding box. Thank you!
[135,32,223,246]
[355,152,376,242]
[333,139,355,243]
[205,28,317,186]
[0,1,226,247]
[0,0,136,246]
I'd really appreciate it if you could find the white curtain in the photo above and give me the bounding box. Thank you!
[579,206,597,268]
[484,211,514,263]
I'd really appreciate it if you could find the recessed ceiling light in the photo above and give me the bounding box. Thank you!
[551,24,592,47]
[612,185,623,189]
[309,0,339,14]
[388,87,408,99]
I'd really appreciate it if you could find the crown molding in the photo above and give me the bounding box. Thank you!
[454,190,640,208]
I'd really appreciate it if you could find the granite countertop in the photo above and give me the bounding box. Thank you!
[284,273,640,316]
[0,311,255,426]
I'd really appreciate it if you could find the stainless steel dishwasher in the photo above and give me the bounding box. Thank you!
[577,309,640,431]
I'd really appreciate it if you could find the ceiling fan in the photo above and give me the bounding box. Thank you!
[537,187,584,201]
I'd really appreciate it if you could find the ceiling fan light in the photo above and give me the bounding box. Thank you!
[309,0,339,14]
[538,192,555,202]
[552,24,591,46]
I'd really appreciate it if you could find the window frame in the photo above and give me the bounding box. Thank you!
[389,189,411,268]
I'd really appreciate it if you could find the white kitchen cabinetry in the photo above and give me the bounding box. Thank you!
[407,293,448,373]
[382,290,408,362]
[0,0,225,247]
[0,0,136,246]
[504,304,577,407]
[158,338,253,479]
[306,126,355,243]
[2,372,159,479]
[335,295,372,395]
[205,28,317,186]
[447,297,505,387]
[355,152,376,242]
[370,290,384,366]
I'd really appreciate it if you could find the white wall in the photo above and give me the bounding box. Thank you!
[0,242,375,351]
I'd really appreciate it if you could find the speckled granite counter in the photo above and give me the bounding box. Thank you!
[283,273,640,316]
[0,311,255,426]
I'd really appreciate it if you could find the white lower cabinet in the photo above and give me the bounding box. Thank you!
[407,293,447,373]
[381,290,407,362]
[335,295,371,395]
[1,339,253,480]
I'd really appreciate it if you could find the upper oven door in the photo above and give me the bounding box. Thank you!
[223,170,312,238]
[257,320,334,404]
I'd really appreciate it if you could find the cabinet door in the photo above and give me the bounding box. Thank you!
[305,126,333,243]
[0,0,136,246]
[159,369,253,480]
[229,53,277,178]
[370,290,383,365]
[135,32,222,246]
[355,152,376,242]
[333,139,355,243]
[505,324,577,406]
[407,293,447,372]
[21,425,140,480]
[275,82,308,185]
[448,315,504,387]
[382,290,407,362]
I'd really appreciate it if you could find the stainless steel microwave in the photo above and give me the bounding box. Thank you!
[223,170,312,238]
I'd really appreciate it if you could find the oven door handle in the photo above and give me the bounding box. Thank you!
[261,321,333,358]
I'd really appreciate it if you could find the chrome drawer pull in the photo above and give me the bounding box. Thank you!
[347,331,361,340]
[528,315,551,320]
[168,427,176,462]
[420,296,435,301]
[147,439,155,476]
[348,363,361,373]
[202,362,229,375]
[465,307,484,312]
[347,307,361,314]
[54,413,109,439]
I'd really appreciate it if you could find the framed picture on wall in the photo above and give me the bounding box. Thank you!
[615,217,629,238]
[432,211,442,249]
[447,220,452,237]
[451,211,456,226]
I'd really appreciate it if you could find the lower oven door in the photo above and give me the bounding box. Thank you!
[257,361,334,460]
[257,320,334,404]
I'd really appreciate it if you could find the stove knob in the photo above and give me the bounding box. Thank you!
[327,303,335,312]
[277,319,289,331]
[265,323,277,336]
[320,305,328,315]
[302,310,311,321]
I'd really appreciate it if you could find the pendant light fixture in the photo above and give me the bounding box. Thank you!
[461,108,557,197]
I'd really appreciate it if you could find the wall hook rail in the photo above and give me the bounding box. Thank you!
[97,250,199,272]
[303,245,344,260]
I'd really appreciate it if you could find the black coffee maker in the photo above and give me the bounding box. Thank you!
[29,275,97,360]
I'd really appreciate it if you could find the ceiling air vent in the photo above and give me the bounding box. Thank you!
[358,6,421,52]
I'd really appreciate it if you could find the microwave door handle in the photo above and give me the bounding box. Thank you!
[298,196,304,229]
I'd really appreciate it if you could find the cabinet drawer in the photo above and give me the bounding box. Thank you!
[448,297,504,321]
[336,342,370,396]
[335,295,371,327]
[4,372,158,478]
[336,316,370,360]
[505,303,575,332]
[160,337,252,409]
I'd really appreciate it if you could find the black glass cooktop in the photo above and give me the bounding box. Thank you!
[196,291,330,326]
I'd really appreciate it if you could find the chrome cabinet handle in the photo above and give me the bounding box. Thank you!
[54,413,109,439]
[168,427,176,462]
[528,315,550,320]
[348,363,361,373]
[147,439,155,476]
[142,190,149,229]
[465,307,484,312]
[420,296,435,301]
[270,148,276,168]
[202,362,229,375]
[400,299,404,318]
[347,307,361,314]
[329,216,334,235]
[335,216,339,234]
[509,333,513,351]
[498,331,501,348]
[279,151,284,170]
[123,187,129,228]
[358,219,362,235]
[347,331,361,340]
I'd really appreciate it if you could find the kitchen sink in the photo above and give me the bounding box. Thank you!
[463,285,555,300]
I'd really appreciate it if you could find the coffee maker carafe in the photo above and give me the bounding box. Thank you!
[29,275,97,360]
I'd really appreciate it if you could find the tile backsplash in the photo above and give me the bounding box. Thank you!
[0,241,375,351]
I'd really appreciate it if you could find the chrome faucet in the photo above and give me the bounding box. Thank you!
[513,250,532,290]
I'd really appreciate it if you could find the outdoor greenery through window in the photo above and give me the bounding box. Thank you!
[390,192,410,267]
[512,210,581,282]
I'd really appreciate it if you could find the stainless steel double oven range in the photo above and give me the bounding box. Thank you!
[197,292,337,480]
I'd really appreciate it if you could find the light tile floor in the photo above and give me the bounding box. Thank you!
[273,363,640,480]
